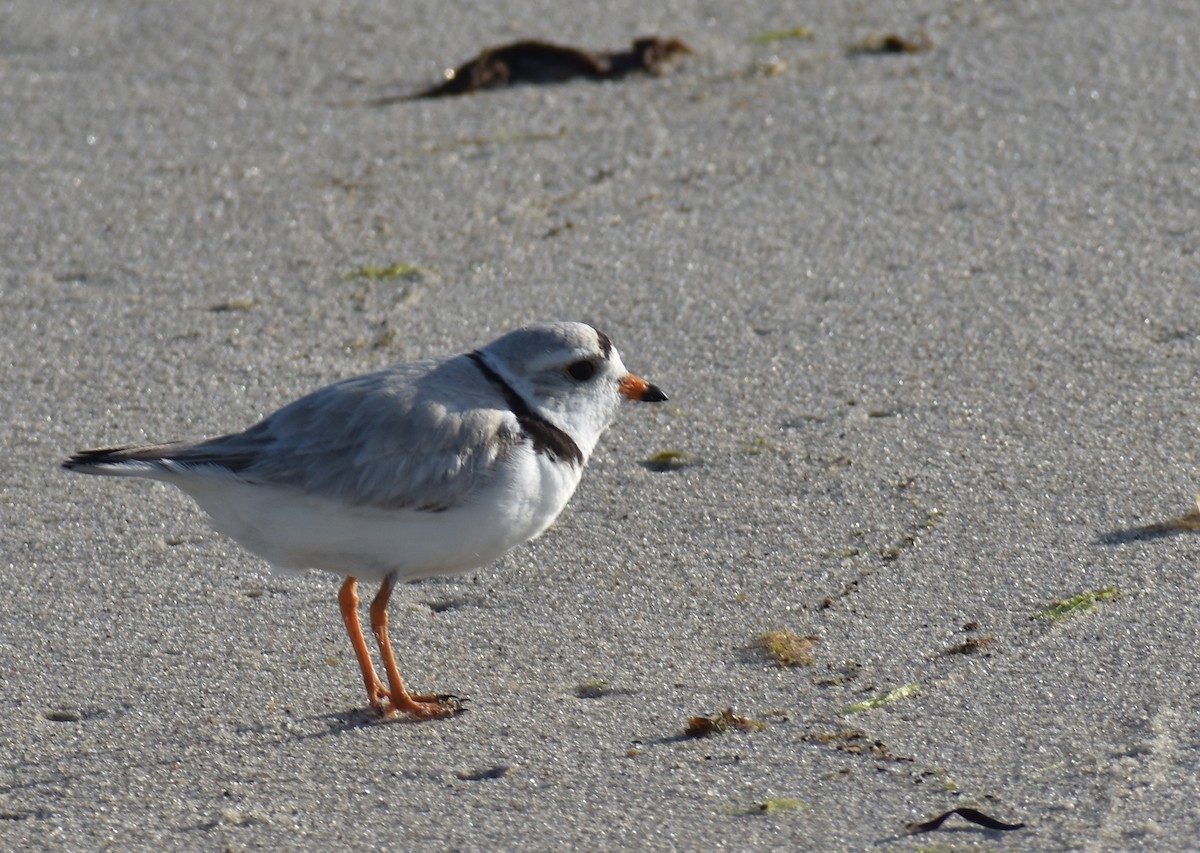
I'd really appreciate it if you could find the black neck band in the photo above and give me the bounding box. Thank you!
[468,351,583,465]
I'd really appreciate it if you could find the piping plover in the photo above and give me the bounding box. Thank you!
[63,321,666,719]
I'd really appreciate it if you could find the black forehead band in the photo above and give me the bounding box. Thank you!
[595,330,613,359]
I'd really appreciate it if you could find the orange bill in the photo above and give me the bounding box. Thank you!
[619,374,668,402]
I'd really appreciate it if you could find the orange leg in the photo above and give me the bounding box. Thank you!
[338,577,390,714]
[370,572,463,719]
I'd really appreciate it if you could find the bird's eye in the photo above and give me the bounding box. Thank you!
[566,360,596,381]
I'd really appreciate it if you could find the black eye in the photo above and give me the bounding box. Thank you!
[566,360,596,381]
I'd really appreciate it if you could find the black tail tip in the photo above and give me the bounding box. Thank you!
[62,447,126,471]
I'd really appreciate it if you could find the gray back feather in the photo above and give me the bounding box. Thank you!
[170,355,520,511]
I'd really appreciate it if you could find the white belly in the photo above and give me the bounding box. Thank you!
[178,445,582,583]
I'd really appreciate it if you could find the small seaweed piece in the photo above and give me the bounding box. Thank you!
[1035,587,1121,624]
[758,630,820,667]
[742,436,783,455]
[1102,496,1200,542]
[341,263,432,281]
[750,27,815,44]
[848,32,932,55]
[209,297,259,312]
[943,633,994,656]
[642,449,699,471]
[754,797,806,814]
[44,708,83,722]
[1176,496,1200,529]
[685,707,767,738]
[574,679,612,699]
[805,728,904,760]
[455,765,514,781]
[840,683,920,715]
[906,807,1024,834]
[416,36,693,98]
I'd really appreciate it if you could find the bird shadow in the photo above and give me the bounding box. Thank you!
[295,700,472,742]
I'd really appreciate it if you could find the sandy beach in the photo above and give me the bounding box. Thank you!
[2,1,1198,848]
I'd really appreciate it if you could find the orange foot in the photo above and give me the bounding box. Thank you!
[382,693,466,720]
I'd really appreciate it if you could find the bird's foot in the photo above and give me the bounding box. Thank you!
[366,681,392,716]
[381,693,466,720]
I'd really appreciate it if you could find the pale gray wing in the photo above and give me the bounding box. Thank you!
[168,356,522,511]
